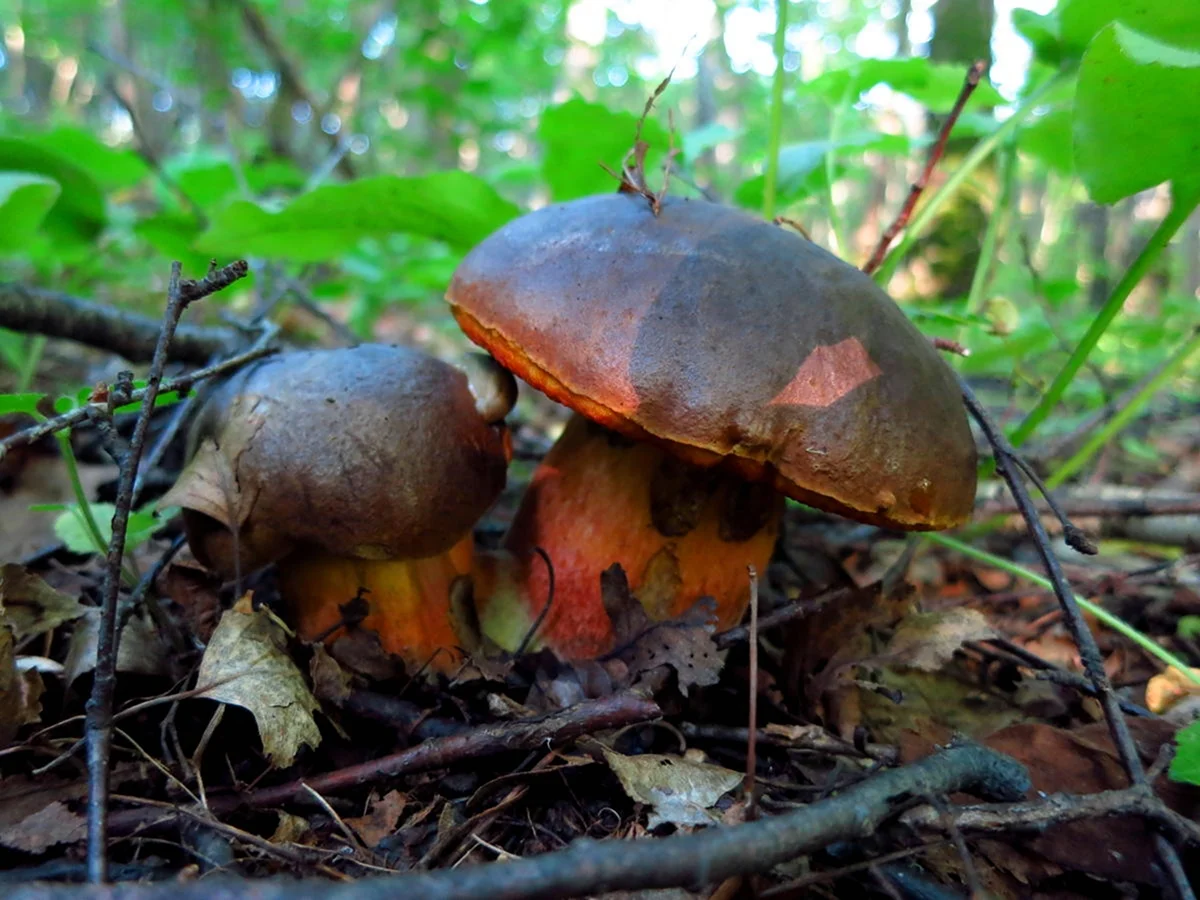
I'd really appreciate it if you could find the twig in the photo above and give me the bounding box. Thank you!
[745,565,760,821]
[902,786,1200,850]
[956,373,1195,900]
[716,586,853,649]
[977,492,1200,519]
[861,61,986,276]
[0,327,271,463]
[0,283,239,364]
[85,260,248,884]
[514,547,555,657]
[20,742,1028,900]
[100,693,660,835]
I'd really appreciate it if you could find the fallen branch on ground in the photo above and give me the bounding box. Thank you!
[0,282,240,364]
[15,741,1028,900]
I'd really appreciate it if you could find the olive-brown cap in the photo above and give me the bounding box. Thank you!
[161,344,513,575]
[447,194,976,530]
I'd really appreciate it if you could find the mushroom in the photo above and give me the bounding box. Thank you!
[161,344,515,672]
[447,193,976,659]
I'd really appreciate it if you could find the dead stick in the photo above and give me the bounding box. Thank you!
[20,741,1027,900]
[0,283,239,363]
[744,566,760,821]
[957,373,1195,900]
[861,60,986,276]
[84,260,248,884]
[0,325,270,462]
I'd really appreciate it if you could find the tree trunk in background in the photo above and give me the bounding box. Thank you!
[1078,202,1110,308]
[914,0,996,300]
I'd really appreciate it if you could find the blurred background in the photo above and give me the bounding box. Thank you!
[0,0,1197,463]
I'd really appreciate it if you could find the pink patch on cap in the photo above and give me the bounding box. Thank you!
[768,337,882,408]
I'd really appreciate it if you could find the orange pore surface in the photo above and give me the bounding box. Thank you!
[279,534,473,673]
[495,416,780,660]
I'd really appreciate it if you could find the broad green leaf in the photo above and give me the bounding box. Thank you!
[22,127,148,192]
[0,173,61,251]
[799,58,1005,111]
[0,330,28,372]
[44,502,162,556]
[682,123,742,163]
[735,133,911,209]
[1170,719,1200,786]
[1059,0,1200,58]
[1074,24,1200,203]
[0,393,45,416]
[133,212,210,274]
[196,172,519,261]
[537,97,670,202]
[0,138,105,244]
[1019,108,1074,173]
[1013,8,1062,67]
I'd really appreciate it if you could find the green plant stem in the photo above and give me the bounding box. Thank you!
[16,335,46,392]
[1010,185,1200,447]
[53,431,138,587]
[872,74,1063,286]
[962,139,1016,326]
[824,78,855,257]
[924,533,1200,686]
[762,0,789,221]
[1047,327,1200,488]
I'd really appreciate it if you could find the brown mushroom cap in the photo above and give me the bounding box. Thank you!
[447,193,976,530]
[162,344,511,574]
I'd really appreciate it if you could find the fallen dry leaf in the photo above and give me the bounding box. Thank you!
[885,607,998,672]
[309,644,353,707]
[160,560,223,644]
[601,564,726,696]
[63,607,168,685]
[270,811,312,845]
[345,789,408,847]
[600,748,742,829]
[0,618,43,746]
[0,766,139,852]
[0,565,85,640]
[197,594,321,768]
[1145,666,1200,714]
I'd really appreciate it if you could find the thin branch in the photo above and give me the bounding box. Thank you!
[862,60,986,276]
[956,373,1195,900]
[716,585,854,649]
[0,327,271,463]
[977,492,1200,520]
[0,283,239,364]
[84,260,249,884]
[26,742,1028,900]
[745,565,760,821]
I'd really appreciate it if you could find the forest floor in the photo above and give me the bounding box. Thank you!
[1,308,1198,899]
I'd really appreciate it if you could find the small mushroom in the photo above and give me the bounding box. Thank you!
[448,193,977,659]
[161,344,514,673]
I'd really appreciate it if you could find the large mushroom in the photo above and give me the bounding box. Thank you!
[447,193,976,659]
[161,344,515,673]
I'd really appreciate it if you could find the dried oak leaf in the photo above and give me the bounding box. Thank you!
[63,607,168,685]
[0,618,43,747]
[309,644,354,708]
[0,766,140,852]
[0,564,85,640]
[601,748,742,829]
[345,790,408,848]
[160,560,223,644]
[884,607,998,672]
[602,564,726,697]
[197,594,321,768]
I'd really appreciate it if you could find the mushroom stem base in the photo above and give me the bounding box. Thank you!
[279,535,474,675]
[481,414,782,659]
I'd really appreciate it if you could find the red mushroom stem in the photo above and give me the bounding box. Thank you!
[475,414,782,659]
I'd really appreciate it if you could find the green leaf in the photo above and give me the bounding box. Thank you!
[21,127,148,192]
[799,58,1006,111]
[1170,719,1200,786]
[1059,0,1200,58]
[682,123,742,163]
[48,502,162,556]
[0,138,106,244]
[537,97,670,202]
[1178,615,1200,639]
[196,172,519,261]
[0,393,45,416]
[1074,24,1200,203]
[1019,108,1074,173]
[1013,9,1062,67]
[133,212,210,274]
[735,133,911,209]
[0,173,61,251]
